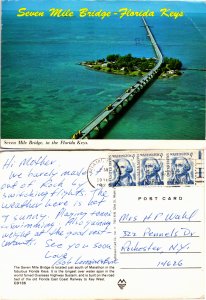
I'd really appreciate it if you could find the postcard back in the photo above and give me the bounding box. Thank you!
[0,150,205,299]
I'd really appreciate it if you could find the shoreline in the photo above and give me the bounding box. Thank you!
[80,62,182,79]
[80,63,144,77]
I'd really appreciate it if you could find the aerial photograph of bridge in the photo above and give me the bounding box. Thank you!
[1,0,205,140]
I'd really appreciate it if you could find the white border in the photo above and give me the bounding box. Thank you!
[1,139,205,150]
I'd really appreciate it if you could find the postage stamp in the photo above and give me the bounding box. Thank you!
[108,150,204,188]
[109,154,136,187]
[137,152,165,186]
[166,152,194,186]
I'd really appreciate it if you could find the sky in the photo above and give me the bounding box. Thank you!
[2,0,206,12]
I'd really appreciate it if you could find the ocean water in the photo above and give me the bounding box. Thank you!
[2,6,206,139]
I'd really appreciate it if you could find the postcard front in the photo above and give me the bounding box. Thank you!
[0,150,204,299]
[1,0,205,147]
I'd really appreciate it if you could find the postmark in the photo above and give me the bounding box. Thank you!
[87,158,109,188]
[109,154,136,187]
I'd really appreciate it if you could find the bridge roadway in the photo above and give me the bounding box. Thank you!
[72,17,164,139]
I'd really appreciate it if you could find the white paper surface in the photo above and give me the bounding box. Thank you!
[0,150,205,299]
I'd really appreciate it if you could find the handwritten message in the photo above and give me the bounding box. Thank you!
[0,153,116,267]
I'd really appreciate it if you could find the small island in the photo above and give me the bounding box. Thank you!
[80,54,182,78]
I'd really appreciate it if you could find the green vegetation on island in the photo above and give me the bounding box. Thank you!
[160,57,182,78]
[80,54,182,78]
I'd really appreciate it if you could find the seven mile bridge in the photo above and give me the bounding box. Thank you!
[72,17,164,139]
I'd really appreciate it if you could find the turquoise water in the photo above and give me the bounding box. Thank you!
[2,5,206,139]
